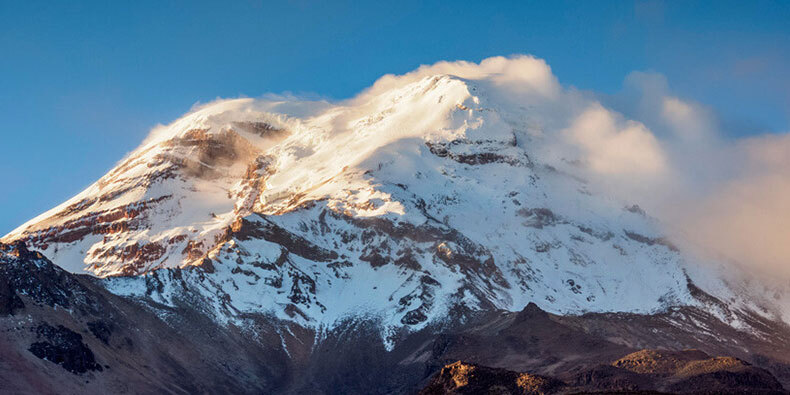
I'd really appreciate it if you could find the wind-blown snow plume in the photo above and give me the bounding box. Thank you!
[353,55,561,103]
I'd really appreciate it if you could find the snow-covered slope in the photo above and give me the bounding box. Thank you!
[4,57,785,342]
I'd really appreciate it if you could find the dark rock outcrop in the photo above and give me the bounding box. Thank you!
[28,323,103,374]
[423,351,786,395]
[420,361,564,394]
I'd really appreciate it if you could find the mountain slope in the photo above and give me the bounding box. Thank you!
[2,241,789,393]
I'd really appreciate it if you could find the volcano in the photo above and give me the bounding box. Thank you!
[2,56,789,394]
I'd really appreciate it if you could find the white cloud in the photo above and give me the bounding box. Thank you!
[669,133,790,276]
[661,96,714,142]
[353,55,561,104]
[563,104,667,176]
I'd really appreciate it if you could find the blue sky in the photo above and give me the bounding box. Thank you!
[1,0,789,234]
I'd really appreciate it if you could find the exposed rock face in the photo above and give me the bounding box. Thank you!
[612,349,712,375]
[608,349,785,393]
[420,361,564,395]
[4,102,292,277]
[28,323,103,374]
[423,351,785,394]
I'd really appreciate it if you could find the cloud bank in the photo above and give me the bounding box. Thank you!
[669,134,790,277]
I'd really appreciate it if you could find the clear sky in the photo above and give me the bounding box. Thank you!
[1,0,789,234]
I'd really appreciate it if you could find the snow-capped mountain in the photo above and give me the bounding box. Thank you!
[3,57,785,345]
